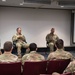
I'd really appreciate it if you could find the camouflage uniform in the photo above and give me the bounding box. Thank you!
[46,33,59,52]
[47,49,73,61]
[22,51,45,65]
[0,53,18,63]
[12,33,29,57]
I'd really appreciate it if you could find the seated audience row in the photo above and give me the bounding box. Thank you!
[0,39,75,74]
[0,41,45,64]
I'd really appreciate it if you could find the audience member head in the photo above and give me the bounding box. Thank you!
[4,41,13,52]
[29,43,37,51]
[51,28,55,34]
[52,72,60,75]
[55,39,64,49]
[16,27,22,34]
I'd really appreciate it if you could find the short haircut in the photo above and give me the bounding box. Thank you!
[55,39,64,49]
[29,43,37,51]
[16,27,21,31]
[51,28,55,30]
[4,41,12,52]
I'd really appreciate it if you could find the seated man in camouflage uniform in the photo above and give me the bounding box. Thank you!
[22,43,45,65]
[0,41,18,63]
[46,28,59,52]
[47,39,73,60]
[12,27,29,58]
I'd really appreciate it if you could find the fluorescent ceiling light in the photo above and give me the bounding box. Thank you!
[61,6,64,8]
[20,3,23,5]
[20,2,24,5]
[2,0,6,2]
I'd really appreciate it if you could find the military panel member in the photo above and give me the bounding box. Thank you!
[47,39,73,61]
[12,27,29,58]
[0,41,18,63]
[22,43,45,65]
[46,28,59,52]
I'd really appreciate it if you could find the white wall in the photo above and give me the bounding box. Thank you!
[74,13,75,42]
[0,7,71,48]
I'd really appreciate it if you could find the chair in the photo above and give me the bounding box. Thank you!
[72,72,75,75]
[47,59,71,74]
[22,60,47,75]
[0,62,21,75]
